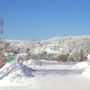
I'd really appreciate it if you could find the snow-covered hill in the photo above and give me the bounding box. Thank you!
[4,35,90,54]
[1,35,89,62]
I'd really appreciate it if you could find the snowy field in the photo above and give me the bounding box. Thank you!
[0,59,90,90]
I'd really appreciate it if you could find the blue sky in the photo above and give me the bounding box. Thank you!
[0,0,90,40]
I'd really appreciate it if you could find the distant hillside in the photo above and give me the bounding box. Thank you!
[1,35,89,61]
[5,35,90,54]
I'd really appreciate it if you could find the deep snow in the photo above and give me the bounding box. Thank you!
[0,59,90,90]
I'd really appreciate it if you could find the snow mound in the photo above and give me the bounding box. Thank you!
[72,61,89,69]
[7,63,33,82]
[0,55,33,83]
[82,67,90,78]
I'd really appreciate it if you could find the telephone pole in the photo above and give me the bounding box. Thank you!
[0,17,4,40]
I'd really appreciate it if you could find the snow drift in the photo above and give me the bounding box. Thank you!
[72,61,89,69]
[0,55,33,82]
[72,61,90,78]
[82,67,90,78]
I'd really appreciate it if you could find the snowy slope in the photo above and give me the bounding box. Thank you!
[0,58,90,90]
[5,35,90,55]
[0,61,90,90]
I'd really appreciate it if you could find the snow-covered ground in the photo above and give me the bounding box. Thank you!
[0,59,90,90]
